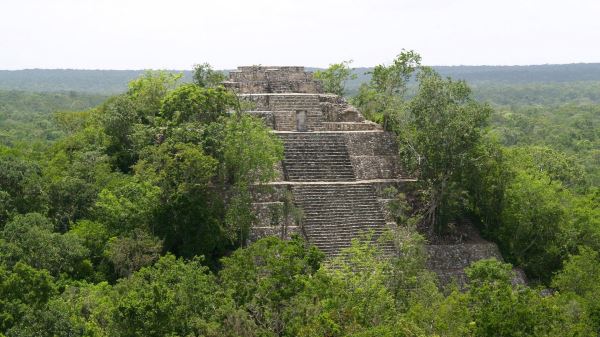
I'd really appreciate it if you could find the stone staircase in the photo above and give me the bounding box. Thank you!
[277,131,394,256]
[268,94,321,112]
[292,183,393,256]
[279,133,355,182]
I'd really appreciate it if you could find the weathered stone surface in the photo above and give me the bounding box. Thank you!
[249,184,288,203]
[249,222,301,241]
[343,132,404,179]
[343,131,398,155]
[240,94,324,131]
[322,122,381,131]
[349,156,401,180]
[426,243,503,270]
[245,111,275,128]
[426,243,528,287]
[224,66,322,94]
[292,183,395,256]
[319,94,364,122]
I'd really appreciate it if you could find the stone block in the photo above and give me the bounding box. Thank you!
[350,155,402,180]
[343,132,399,156]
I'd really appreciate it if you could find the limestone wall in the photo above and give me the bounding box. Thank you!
[426,243,528,286]
[342,132,404,180]
[318,94,364,122]
[250,201,301,241]
[225,66,322,94]
[250,184,302,242]
[240,94,324,131]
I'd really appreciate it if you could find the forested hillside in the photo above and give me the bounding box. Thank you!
[0,91,107,146]
[3,63,600,94]
[0,70,194,94]
[0,58,598,336]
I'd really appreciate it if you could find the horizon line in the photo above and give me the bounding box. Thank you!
[2,62,600,72]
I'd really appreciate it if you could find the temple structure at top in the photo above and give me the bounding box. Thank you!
[224,66,322,94]
[224,66,382,132]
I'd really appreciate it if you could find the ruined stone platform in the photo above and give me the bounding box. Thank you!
[226,65,515,286]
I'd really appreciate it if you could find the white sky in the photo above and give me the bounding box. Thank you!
[1,0,599,70]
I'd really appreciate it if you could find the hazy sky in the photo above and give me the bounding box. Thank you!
[1,0,599,70]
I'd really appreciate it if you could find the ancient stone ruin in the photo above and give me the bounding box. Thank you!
[224,66,523,285]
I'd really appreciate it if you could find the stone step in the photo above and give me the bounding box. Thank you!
[284,165,354,169]
[303,206,384,210]
[291,182,392,256]
[309,238,390,246]
[284,158,351,161]
[300,206,384,211]
[294,192,383,201]
[294,189,378,194]
[302,216,386,221]
[294,192,377,196]
[280,132,354,183]
[294,192,376,197]
[284,146,347,149]
[426,243,503,270]
[301,209,384,214]
[301,216,386,221]
[284,168,355,172]
[306,224,387,229]
[284,160,352,163]
[304,217,385,222]
[286,176,354,180]
[284,153,349,157]
[284,144,346,147]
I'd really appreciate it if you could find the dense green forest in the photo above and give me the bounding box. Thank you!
[0,70,194,94]
[0,91,107,146]
[0,58,599,336]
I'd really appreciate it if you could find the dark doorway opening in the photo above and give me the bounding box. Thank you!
[296,110,307,132]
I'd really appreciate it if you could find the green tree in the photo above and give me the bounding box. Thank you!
[314,60,357,96]
[552,247,600,332]
[112,254,226,337]
[219,236,323,336]
[397,67,492,233]
[133,141,222,258]
[192,63,226,88]
[160,84,236,125]
[204,115,284,245]
[0,213,90,279]
[352,50,421,127]
[462,259,592,337]
[126,70,181,123]
[496,168,569,281]
[98,95,140,172]
[43,126,112,231]
[93,177,160,235]
[0,156,47,226]
[68,220,112,281]
[0,263,56,333]
[569,189,600,252]
[507,146,586,190]
[105,229,163,278]
[285,236,425,337]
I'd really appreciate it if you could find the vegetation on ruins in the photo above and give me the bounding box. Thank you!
[349,52,600,287]
[0,58,599,336]
[313,60,357,96]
